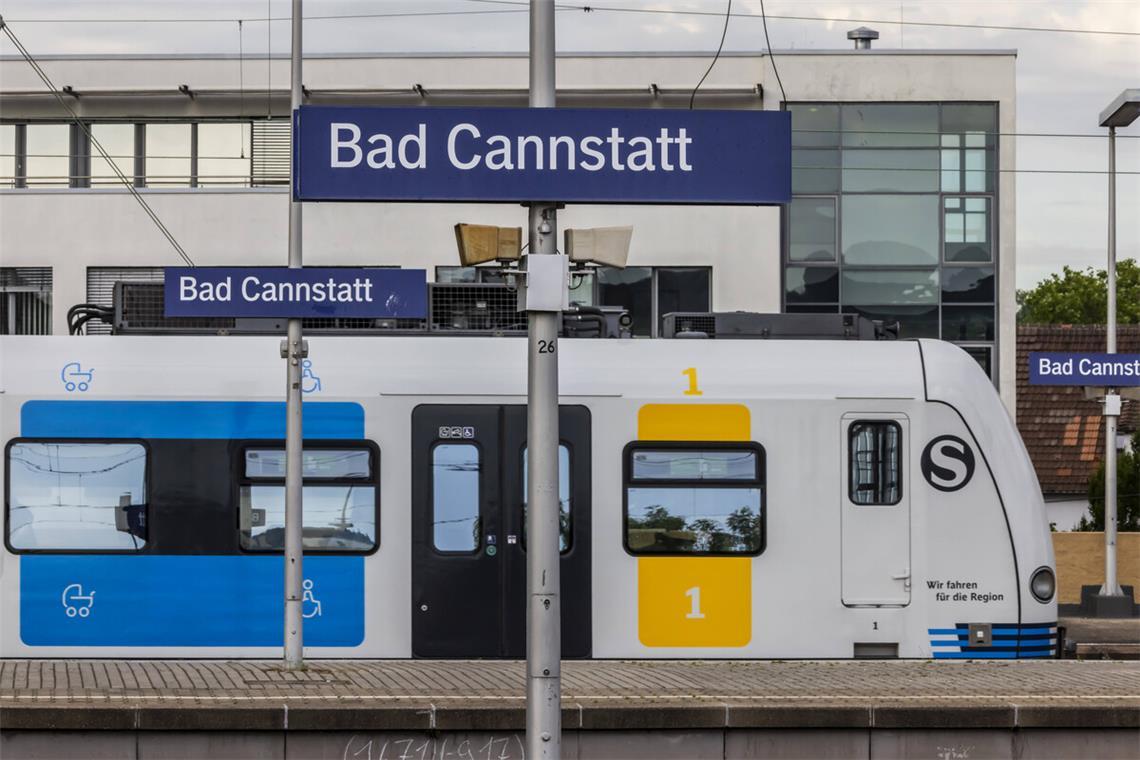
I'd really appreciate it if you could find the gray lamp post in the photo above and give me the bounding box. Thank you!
[1094,89,1138,617]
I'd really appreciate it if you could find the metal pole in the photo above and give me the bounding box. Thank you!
[526,1,561,758]
[1102,126,1122,596]
[283,0,306,670]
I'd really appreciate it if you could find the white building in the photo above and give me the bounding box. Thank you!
[0,34,1018,410]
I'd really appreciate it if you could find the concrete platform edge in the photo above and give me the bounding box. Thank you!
[3,701,1137,732]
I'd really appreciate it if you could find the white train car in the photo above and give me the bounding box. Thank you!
[0,336,1057,659]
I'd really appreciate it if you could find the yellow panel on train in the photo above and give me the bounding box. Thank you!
[637,403,750,442]
[638,557,751,647]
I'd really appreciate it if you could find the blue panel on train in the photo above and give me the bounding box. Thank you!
[21,401,364,439]
[20,555,364,646]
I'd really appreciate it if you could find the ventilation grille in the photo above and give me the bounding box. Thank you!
[429,283,524,334]
[86,267,164,334]
[662,313,716,337]
[1,267,53,335]
[251,119,291,186]
[116,281,236,332]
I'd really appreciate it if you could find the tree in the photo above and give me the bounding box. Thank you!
[1079,432,1140,531]
[1017,259,1140,325]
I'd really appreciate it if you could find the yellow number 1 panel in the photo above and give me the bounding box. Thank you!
[636,402,754,648]
[638,556,751,647]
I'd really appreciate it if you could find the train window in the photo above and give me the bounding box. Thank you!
[239,445,377,552]
[848,421,902,505]
[245,449,371,479]
[6,441,148,551]
[432,443,481,553]
[625,445,764,555]
[522,445,572,552]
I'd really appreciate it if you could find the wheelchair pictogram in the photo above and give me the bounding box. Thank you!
[301,359,322,394]
[302,578,323,619]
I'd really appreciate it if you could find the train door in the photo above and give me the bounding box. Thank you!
[841,414,911,606]
[411,404,591,658]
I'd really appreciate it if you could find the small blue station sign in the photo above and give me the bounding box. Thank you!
[293,106,791,205]
[164,267,427,319]
[1029,352,1140,386]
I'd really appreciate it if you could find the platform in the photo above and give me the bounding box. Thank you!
[2,659,1138,759]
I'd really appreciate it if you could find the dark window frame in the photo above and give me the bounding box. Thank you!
[847,421,903,506]
[4,437,151,555]
[429,439,484,556]
[235,438,380,556]
[622,440,767,557]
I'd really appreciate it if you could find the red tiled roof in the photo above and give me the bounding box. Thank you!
[1017,324,1140,497]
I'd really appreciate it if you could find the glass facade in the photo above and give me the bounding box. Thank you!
[784,102,998,379]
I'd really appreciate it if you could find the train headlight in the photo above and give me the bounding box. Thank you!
[1030,567,1056,603]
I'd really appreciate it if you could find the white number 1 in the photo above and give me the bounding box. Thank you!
[685,586,705,619]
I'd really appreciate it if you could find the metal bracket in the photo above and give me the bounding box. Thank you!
[279,338,309,359]
[1104,392,1123,417]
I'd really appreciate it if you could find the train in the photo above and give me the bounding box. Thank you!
[0,335,1058,659]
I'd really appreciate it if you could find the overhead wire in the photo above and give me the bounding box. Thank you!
[4,8,530,24]
[5,1,1138,36]
[466,1,1140,38]
[0,17,196,267]
[688,0,732,110]
[758,0,786,105]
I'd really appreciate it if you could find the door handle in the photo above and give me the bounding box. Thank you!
[891,568,912,589]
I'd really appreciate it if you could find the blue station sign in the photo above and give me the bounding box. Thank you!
[1029,352,1140,386]
[293,106,791,205]
[164,267,427,319]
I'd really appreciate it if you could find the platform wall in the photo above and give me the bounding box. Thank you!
[1053,531,1140,604]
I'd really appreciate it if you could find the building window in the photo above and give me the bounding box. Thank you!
[0,123,16,188]
[786,102,998,381]
[625,446,764,555]
[4,120,274,189]
[848,421,902,505]
[239,445,377,552]
[1,267,52,335]
[197,122,253,187]
[24,123,70,187]
[7,441,148,551]
[89,123,136,187]
[944,197,992,262]
[598,266,710,337]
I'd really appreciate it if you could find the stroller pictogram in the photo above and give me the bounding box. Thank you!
[61,583,95,618]
[61,362,94,392]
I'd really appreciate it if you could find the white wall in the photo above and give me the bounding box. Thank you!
[1047,499,1091,532]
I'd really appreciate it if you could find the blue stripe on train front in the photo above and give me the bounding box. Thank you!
[21,400,364,439]
[928,623,1058,659]
[21,555,364,647]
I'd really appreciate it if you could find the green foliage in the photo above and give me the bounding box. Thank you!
[1079,432,1140,531]
[1017,259,1140,325]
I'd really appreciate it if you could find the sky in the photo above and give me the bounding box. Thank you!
[0,0,1137,289]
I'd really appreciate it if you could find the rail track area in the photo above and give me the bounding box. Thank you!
[1,659,1137,759]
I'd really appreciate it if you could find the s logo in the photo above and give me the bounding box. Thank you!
[921,435,975,492]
